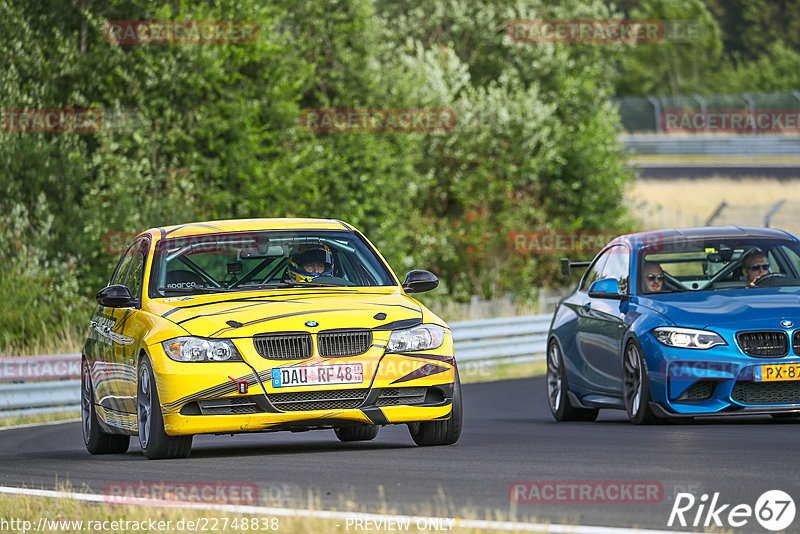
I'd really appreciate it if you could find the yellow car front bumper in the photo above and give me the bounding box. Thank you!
[148,340,457,436]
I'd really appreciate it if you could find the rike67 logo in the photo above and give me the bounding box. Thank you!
[669,490,795,531]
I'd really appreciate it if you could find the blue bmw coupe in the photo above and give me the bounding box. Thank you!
[547,226,800,424]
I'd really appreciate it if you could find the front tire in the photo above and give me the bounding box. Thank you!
[409,369,462,446]
[82,358,130,455]
[622,341,660,425]
[546,340,599,422]
[137,356,192,459]
[335,424,380,441]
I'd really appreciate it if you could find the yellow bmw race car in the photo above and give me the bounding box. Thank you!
[82,218,461,459]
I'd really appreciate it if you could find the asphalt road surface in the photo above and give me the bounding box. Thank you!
[3,377,800,532]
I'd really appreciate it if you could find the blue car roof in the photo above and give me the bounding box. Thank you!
[610,226,798,251]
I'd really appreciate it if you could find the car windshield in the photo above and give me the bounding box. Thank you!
[150,230,396,296]
[639,238,800,294]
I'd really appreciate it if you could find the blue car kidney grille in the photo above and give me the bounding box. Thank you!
[736,331,788,357]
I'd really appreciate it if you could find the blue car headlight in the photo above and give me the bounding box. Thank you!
[386,324,445,353]
[162,337,243,362]
[652,327,727,350]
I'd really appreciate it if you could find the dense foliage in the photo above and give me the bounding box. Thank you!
[1,0,797,350]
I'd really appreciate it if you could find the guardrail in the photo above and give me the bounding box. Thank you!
[0,354,82,418]
[450,314,550,363]
[0,315,552,418]
[622,134,800,156]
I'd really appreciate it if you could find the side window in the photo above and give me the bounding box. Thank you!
[779,247,800,278]
[580,252,610,291]
[600,245,630,294]
[110,243,136,286]
[125,240,149,300]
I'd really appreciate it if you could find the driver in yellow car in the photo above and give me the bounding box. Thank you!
[287,244,335,282]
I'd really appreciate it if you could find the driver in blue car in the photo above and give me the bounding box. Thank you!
[642,262,664,293]
[741,249,770,286]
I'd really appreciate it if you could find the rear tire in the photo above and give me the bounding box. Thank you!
[137,356,192,459]
[622,341,661,425]
[546,340,599,422]
[409,369,463,446]
[82,358,130,455]
[334,424,380,441]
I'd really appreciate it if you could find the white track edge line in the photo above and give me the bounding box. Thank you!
[0,485,701,534]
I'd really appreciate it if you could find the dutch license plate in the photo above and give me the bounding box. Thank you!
[271,363,363,387]
[754,363,800,382]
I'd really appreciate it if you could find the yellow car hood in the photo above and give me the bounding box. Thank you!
[148,287,424,338]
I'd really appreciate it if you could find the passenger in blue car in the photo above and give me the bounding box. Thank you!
[642,262,664,293]
[741,249,770,287]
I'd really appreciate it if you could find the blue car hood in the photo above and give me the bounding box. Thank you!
[636,287,800,329]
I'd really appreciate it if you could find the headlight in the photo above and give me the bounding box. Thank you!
[386,324,445,353]
[162,337,243,362]
[652,327,727,350]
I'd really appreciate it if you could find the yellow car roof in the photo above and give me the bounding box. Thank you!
[147,218,354,239]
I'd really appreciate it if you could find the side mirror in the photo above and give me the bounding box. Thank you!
[588,278,626,300]
[96,284,136,308]
[402,270,439,293]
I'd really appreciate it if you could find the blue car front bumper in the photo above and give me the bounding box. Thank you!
[639,334,800,416]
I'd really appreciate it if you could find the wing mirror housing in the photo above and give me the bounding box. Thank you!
[402,270,439,293]
[96,284,137,308]
[588,278,627,300]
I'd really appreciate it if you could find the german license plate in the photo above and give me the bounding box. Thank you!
[754,364,800,382]
[271,363,363,387]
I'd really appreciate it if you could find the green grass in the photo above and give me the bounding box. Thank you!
[460,359,545,384]
[0,412,80,430]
